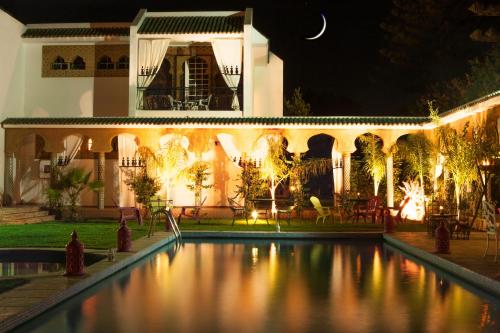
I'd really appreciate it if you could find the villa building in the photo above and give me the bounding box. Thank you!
[0,8,499,212]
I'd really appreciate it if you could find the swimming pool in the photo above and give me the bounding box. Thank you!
[14,240,500,332]
[0,250,105,277]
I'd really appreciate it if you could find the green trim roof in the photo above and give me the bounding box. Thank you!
[138,16,244,34]
[1,116,428,127]
[22,27,130,38]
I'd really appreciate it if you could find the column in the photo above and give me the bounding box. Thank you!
[97,152,105,209]
[386,154,394,207]
[342,152,351,193]
[3,152,15,206]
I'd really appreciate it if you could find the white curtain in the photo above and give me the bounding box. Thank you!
[211,39,243,110]
[137,39,170,108]
[331,148,343,194]
[184,61,190,101]
[56,135,83,166]
[118,134,138,207]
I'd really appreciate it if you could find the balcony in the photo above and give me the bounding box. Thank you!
[138,87,243,111]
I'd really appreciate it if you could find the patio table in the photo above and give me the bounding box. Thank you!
[428,214,458,237]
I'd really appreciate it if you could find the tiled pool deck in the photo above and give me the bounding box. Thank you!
[0,232,177,333]
[2,229,500,332]
[389,232,500,281]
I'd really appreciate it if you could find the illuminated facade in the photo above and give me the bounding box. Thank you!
[0,8,499,210]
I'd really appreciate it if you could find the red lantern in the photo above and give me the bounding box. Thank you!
[384,209,394,233]
[65,230,84,276]
[435,220,450,254]
[117,221,132,252]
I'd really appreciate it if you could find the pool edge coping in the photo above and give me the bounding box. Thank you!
[182,231,383,239]
[0,233,177,333]
[383,234,500,298]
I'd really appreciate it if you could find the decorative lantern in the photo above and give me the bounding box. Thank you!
[65,230,84,276]
[435,220,450,254]
[117,221,132,252]
[384,209,394,233]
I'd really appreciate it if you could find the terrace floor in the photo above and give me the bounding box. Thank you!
[392,231,500,280]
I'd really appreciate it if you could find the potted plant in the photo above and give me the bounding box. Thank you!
[44,187,63,219]
[124,169,162,216]
[182,160,212,206]
[49,167,103,221]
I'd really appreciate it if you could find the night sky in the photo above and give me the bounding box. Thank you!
[0,0,473,116]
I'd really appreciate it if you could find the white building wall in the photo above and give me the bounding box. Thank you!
[0,10,25,196]
[23,44,94,117]
[251,28,283,117]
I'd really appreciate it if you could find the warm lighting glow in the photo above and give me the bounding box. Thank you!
[87,138,93,151]
[481,159,491,166]
[252,247,258,258]
[399,180,425,221]
[270,243,277,257]
[290,185,296,192]
[252,210,258,220]
[439,205,444,212]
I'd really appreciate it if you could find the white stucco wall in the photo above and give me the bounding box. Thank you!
[23,44,94,117]
[0,10,25,196]
[251,27,283,117]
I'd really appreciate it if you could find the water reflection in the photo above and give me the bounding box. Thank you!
[0,262,63,276]
[17,240,500,333]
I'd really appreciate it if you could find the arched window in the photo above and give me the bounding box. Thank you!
[116,55,129,69]
[97,55,114,70]
[71,56,85,70]
[183,57,209,101]
[52,56,67,70]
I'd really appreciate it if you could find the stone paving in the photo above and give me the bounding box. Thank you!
[0,231,175,327]
[393,231,500,280]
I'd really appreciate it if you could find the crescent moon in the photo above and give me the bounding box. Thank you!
[305,14,326,40]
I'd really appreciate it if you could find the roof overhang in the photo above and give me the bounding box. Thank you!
[1,117,428,130]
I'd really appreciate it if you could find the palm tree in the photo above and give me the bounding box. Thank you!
[397,133,434,198]
[156,136,188,200]
[358,134,386,196]
[260,135,332,214]
[54,167,103,220]
[437,123,479,218]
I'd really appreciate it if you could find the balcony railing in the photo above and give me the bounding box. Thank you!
[138,87,242,111]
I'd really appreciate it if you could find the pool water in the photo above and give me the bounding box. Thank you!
[15,240,500,333]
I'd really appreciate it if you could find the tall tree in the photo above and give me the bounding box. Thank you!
[397,133,435,198]
[358,134,386,196]
[380,0,485,113]
[469,1,500,42]
[284,87,311,116]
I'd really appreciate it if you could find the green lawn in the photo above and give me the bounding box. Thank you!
[178,218,427,232]
[0,220,148,249]
[0,219,427,249]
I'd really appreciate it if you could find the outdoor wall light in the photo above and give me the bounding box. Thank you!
[87,138,93,151]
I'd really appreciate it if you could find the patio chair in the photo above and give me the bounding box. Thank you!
[228,196,248,226]
[354,196,381,223]
[276,204,295,226]
[178,196,207,225]
[310,196,333,224]
[482,200,499,261]
[197,94,212,111]
[147,195,168,237]
[168,95,182,110]
[334,193,352,223]
[452,208,473,240]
